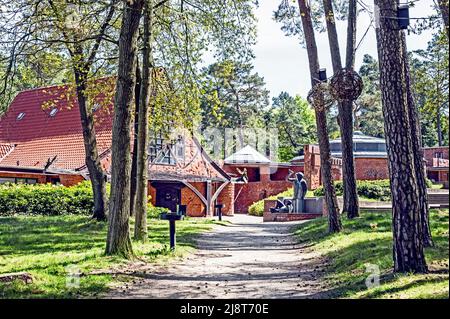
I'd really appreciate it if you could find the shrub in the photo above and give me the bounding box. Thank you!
[313,180,391,201]
[147,198,170,219]
[0,182,94,216]
[248,188,294,217]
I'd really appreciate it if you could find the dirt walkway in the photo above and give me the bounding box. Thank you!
[105,215,326,299]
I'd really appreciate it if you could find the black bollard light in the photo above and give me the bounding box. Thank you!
[160,212,183,250]
[215,204,224,221]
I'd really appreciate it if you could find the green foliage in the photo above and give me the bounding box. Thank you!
[0,182,95,216]
[0,214,218,298]
[265,92,316,161]
[355,54,385,138]
[313,179,434,201]
[314,180,391,201]
[411,32,449,146]
[147,199,171,219]
[200,59,270,133]
[294,210,449,299]
[248,188,295,216]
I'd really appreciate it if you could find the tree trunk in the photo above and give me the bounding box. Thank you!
[72,46,108,222]
[106,0,144,258]
[130,63,142,217]
[134,0,154,242]
[345,0,357,70]
[322,0,359,219]
[374,0,427,273]
[437,108,443,146]
[437,0,449,39]
[298,0,341,233]
[401,33,434,247]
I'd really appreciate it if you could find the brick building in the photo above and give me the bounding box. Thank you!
[423,146,449,184]
[293,132,449,188]
[2,84,448,217]
[222,145,304,213]
[0,84,233,217]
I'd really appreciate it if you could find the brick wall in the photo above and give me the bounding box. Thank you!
[424,147,449,165]
[216,182,234,216]
[223,162,304,214]
[304,145,321,190]
[59,174,86,186]
[233,179,293,213]
[354,157,389,180]
[181,182,206,217]
[303,145,343,189]
[0,171,47,183]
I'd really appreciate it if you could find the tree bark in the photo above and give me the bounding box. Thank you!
[437,107,443,146]
[401,33,434,247]
[130,63,141,217]
[72,45,108,222]
[134,0,154,242]
[106,0,144,258]
[345,0,357,70]
[437,0,449,39]
[298,0,341,233]
[374,0,427,273]
[322,0,359,219]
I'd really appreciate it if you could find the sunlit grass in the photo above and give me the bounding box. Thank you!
[0,215,220,298]
[294,209,449,299]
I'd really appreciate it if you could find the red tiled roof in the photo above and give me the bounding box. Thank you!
[0,81,230,182]
[0,143,15,161]
[0,83,113,170]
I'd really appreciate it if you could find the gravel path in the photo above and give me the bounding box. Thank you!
[106,215,326,299]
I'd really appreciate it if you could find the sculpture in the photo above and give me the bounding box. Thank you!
[287,170,308,213]
[234,167,248,184]
[270,198,294,214]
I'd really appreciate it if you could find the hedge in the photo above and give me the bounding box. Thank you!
[0,181,170,218]
[0,182,94,216]
[248,179,433,217]
[313,179,433,202]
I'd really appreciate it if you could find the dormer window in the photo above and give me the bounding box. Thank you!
[49,108,58,117]
[16,112,25,121]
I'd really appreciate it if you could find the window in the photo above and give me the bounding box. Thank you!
[149,131,165,163]
[435,152,444,159]
[92,103,101,112]
[355,143,386,152]
[0,177,15,184]
[49,108,58,117]
[148,131,183,164]
[330,143,341,152]
[174,135,185,160]
[0,177,38,184]
[155,146,177,165]
[16,112,25,121]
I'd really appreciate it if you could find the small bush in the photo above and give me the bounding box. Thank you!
[248,188,294,217]
[0,182,94,216]
[147,198,170,219]
[248,200,265,217]
[313,179,392,201]
[313,179,433,201]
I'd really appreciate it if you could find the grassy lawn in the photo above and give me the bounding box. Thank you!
[294,209,449,299]
[0,215,224,298]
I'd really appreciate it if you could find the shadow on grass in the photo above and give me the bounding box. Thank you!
[294,210,449,299]
[0,215,216,298]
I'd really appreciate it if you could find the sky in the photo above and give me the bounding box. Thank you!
[252,0,438,101]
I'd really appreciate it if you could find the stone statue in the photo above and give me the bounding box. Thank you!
[270,198,294,214]
[234,167,248,184]
[287,170,308,213]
